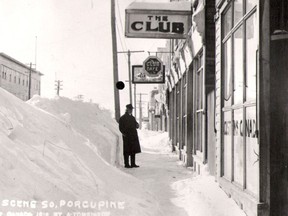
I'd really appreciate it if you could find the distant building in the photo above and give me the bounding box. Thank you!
[0,53,42,101]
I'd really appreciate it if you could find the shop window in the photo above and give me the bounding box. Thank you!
[182,73,187,148]
[223,111,232,180]
[194,52,204,153]
[245,0,257,13]
[233,26,244,105]
[234,0,243,25]
[245,106,259,194]
[233,108,244,185]
[176,83,180,146]
[223,39,232,106]
[221,1,258,195]
[223,6,232,38]
[246,13,257,101]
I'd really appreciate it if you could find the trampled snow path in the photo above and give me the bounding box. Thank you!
[122,130,246,216]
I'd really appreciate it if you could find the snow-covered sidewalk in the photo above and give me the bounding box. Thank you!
[122,130,246,216]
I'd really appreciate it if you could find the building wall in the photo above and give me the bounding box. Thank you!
[0,54,41,101]
[258,1,270,215]
[205,0,216,175]
[190,0,216,175]
[215,0,222,185]
[269,1,288,215]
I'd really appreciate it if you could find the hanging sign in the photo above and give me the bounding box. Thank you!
[143,56,164,77]
[125,2,192,39]
[132,65,165,84]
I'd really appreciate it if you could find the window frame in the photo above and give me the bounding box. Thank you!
[193,51,204,154]
[220,0,259,196]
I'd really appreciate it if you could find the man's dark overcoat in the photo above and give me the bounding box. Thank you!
[119,112,141,155]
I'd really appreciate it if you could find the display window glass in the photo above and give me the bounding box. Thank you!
[221,1,258,196]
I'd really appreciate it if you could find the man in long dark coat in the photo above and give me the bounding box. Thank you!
[119,104,141,168]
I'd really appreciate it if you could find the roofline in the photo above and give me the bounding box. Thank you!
[0,53,44,76]
[126,2,192,12]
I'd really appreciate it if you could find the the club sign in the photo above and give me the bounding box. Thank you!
[143,56,163,77]
[130,15,185,34]
[125,2,192,39]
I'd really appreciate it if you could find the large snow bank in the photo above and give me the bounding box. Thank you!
[28,96,122,166]
[0,89,162,216]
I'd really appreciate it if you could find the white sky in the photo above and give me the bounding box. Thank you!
[0,0,169,114]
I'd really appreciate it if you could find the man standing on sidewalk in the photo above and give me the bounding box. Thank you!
[119,104,141,168]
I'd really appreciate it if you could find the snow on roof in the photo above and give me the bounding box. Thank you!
[126,1,192,12]
[0,52,43,76]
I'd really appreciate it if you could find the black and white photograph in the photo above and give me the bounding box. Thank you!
[0,0,285,215]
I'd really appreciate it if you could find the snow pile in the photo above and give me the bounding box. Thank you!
[0,89,162,216]
[28,95,122,166]
[138,130,171,154]
[171,175,246,216]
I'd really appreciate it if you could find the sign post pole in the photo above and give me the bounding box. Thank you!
[128,50,132,105]
[118,50,144,115]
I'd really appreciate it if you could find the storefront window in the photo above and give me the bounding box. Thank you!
[224,111,232,180]
[224,39,232,106]
[233,26,244,105]
[246,13,257,102]
[233,109,244,185]
[222,1,258,196]
[234,0,243,26]
[196,70,203,110]
[246,0,257,13]
[176,83,180,145]
[194,53,204,152]
[223,6,232,38]
[182,73,187,148]
[246,106,259,194]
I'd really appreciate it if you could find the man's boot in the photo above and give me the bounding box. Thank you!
[131,154,139,168]
[124,154,131,168]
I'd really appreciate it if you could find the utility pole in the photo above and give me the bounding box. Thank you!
[55,80,63,96]
[134,84,136,117]
[28,63,32,100]
[118,50,144,103]
[111,0,121,122]
[26,62,36,100]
